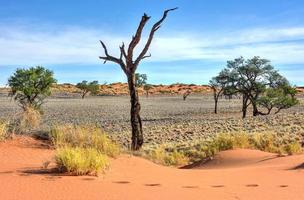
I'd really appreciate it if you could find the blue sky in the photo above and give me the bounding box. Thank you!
[0,0,304,85]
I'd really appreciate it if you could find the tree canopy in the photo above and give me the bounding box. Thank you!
[135,73,147,87]
[210,56,298,117]
[76,80,99,99]
[8,66,57,111]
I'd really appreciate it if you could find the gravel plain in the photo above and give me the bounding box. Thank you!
[0,95,303,147]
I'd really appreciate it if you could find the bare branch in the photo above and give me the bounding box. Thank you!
[127,14,151,62]
[119,42,127,61]
[142,53,151,60]
[99,40,128,74]
[134,7,178,68]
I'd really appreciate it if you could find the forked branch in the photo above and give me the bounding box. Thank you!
[134,7,178,67]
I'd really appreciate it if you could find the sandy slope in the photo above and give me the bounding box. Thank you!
[0,137,304,200]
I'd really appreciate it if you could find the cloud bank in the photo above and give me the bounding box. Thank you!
[0,24,304,65]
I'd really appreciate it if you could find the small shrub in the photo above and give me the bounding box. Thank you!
[9,107,41,134]
[231,132,251,149]
[19,107,41,130]
[148,146,189,166]
[284,142,302,155]
[0,121,9,141]
[50,125,120,158]
[250,132,278,153]
[55,147,109,176]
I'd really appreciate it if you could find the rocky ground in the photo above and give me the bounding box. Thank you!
[0,95,303,148]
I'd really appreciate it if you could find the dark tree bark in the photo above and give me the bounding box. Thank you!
[81,90,88,99]
[99,8,177,150]
[127,74,143,149]
[242,94,250,118]
[211,86,223,114]
[183,91,190,101]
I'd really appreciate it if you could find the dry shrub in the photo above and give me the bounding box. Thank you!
[0,121,9,141]
[144,131,302,166]
[55,147,109,176]
[147,146,189,166]
[10,107,41,134]
[284,142,302,155]
[50,125,120,158]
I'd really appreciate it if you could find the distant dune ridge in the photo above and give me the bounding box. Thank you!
[0,83,303,97]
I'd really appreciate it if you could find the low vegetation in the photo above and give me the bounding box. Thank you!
[143,131,303,166]
[0,121,9,141]
[50,125,120,176]
[55,147,109,176]
[50,125,120,158]
[11,107,41,134]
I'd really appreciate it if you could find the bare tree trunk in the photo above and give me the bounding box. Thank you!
[128,74,143,150]
[252,102,259,116]
[214,98,218,114]
[81,92,86,99]
[242,94,249,118]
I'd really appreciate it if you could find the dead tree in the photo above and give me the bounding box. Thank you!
[99,8,177,150]
[183,90,191,101]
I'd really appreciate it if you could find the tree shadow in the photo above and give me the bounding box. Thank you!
[289,163,304,170]
[179,157,212,169]
[0,171,14,174]
[18,167,62,177]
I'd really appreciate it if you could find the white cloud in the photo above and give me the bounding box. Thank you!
[0,24,304,65]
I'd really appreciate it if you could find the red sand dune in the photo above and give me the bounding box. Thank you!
[0,137,304,200]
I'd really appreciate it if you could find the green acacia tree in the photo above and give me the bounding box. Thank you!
[135,73,147,87]
[257,83,298,114]
[8,66,57,112]
[76,80,99,99]
[212,56,298,118]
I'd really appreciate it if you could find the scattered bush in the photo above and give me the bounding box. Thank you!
[55,147,109,176]
[50,125,120,158]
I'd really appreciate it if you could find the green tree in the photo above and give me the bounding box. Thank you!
[257,83,298,114]
[135,73,147,87]
[143,84,153,97]
[213,56,298,118]
[209,69,233,114]
[76,80,99,99]
[8,66,57,112]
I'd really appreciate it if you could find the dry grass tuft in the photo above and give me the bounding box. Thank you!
[55,147,109,176]
[147,146,189,166]
[10,107,41,134]
[50,125,120,158]
[0,121,9,141]
[144,131,303,166]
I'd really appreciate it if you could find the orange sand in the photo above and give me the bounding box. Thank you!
[0,137,303,200]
